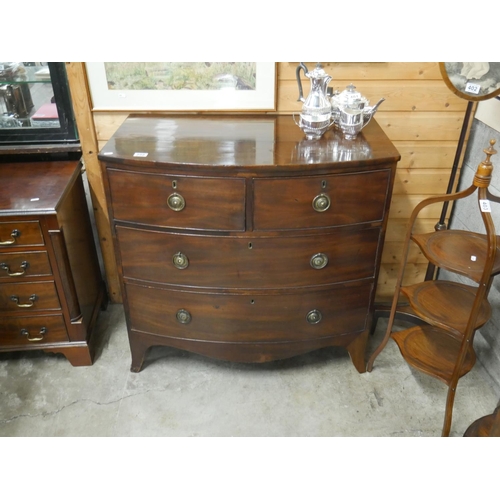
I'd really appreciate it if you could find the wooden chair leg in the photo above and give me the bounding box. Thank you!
[367,319,394,372]
[442,383,458,437]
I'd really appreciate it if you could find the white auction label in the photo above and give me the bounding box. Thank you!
[480,199,491,212]
[465,82,481,95]
[133,152,148,157]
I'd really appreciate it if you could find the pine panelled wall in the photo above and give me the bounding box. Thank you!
[66,62,471,304]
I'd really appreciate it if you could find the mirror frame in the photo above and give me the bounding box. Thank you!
[440,62,500,101]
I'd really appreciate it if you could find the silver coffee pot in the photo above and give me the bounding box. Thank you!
[294,62,333,140]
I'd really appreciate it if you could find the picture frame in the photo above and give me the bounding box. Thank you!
[439,62,500,102]
[85,62,276,111]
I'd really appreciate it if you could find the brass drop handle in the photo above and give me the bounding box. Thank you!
[11,294,38,308]
[172,252,189,269]
[310,253,328,270]
[176,309,192,324]
[312,193,331,212]
[0,261,29,276]
[306,309,322,325]
[21,326,46,342]
[167,193,186,212]
[0,229,20,246]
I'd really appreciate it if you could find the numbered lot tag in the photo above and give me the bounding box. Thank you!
[480,199,491,212]
[133,152,148,157]
[465,82,481,95]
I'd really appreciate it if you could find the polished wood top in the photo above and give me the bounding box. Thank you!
[98,114,400,172]
[0,161,80,215]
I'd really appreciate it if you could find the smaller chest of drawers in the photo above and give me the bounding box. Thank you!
[100,115,400,372]
[0,160,107,366]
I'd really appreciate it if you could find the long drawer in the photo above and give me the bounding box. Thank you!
[125,281,372,343]
[253,169,391,230]
[0,315,68,347]
[108,169,246,231]
[117,225,380,288]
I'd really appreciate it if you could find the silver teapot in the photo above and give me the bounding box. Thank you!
[331,84,385,140]
[294,62,333,140]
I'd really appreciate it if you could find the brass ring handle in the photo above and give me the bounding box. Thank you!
[172,252,189,269]
[306,309,322,325]
[0,261,29,277]
[11,294,38,308]
[21,326,46,342]
[310,253,328,270]
[176,309,192,324]
[312,193,331,212]
[167,193,186,212]
[0,229,20,246]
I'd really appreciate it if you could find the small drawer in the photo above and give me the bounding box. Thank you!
[0,251,52,279]
[253,169,391,230]
[0,315,68,347]
[117,225,380,288]
[0,221,44,247]
[0,281,61,312]
[126,281,372,343]
[108,169,246,231]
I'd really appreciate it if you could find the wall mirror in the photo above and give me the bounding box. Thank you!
[440,62,500,101]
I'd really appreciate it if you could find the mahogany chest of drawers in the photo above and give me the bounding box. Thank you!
[99,115,399,372]
[0,161,107,365]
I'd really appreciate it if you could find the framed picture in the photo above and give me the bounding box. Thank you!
[85,62,276,111]
[440,62,500,101]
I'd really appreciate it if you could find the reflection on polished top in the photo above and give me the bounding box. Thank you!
[98,114,400,169]
[0,161,79,215]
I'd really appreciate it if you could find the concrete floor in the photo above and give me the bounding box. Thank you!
[0,304,499,437]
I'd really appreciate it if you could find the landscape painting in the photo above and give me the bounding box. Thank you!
[85,62,275,111]
[103,62,257,91]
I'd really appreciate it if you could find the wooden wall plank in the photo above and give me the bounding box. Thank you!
[385,219,437,241]
[93,112,466,149]
[389,194,447,219]
[94,113,129,144]
[381,241,426,265]
[65,63,122,303]
[278,80,467,112]
[376,263,429,301]
[375,111,464,141]
[278,62,443,80]
[392,169,453,195]
[393,141,458,169]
